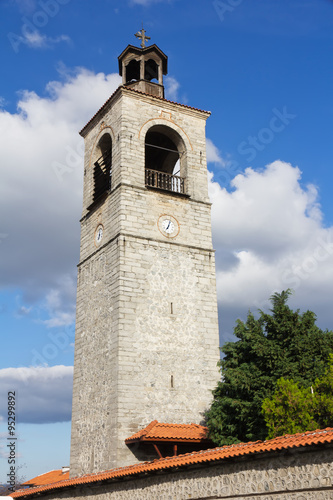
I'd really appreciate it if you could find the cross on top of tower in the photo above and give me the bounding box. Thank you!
[135,26,151,48]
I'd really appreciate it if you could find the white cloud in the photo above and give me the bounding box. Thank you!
[0,366,73,423]
[165,76,180,101]
[16,305,32,317]
[209,160,333,337]
[164,76,189,106]
[210,162,321,256]
[206,138,226,166]
[7,30,71,53]
[42,276,76,327]
[0,68,121,320]
[43,311,75,328]
[23,30,71,49]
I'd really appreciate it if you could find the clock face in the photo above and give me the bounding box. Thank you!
[158,215,179,238]
[162,219,175,234]
[95,224,104,246]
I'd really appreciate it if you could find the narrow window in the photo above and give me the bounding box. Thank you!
[171,375,174,388]
[93,134,112,204]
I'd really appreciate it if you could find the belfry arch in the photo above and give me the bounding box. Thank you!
[124,59,140,82]
[144,124,187,194]
[91,133,112,206]
[144,59,159,82]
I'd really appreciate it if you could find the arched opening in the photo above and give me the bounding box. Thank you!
[125,59,140,83]
[145,125,186,194]
[93,134,112,204]
[145,59,158,83]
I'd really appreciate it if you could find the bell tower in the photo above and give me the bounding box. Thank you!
[118,30,167,98]
[69,31,220,477]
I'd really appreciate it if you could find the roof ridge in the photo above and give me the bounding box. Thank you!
[144,419,159,435]
[273,427,333,440]
[155,421,207,427]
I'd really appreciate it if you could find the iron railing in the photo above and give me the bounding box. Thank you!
[145,168,185,194]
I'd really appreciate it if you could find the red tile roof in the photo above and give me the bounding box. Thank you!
[22,469,69,487]
[79,86,210,136]
[11,428,333,498]
[125,420,210,443]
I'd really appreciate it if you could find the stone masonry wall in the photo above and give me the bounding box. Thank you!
[70,240,121,475]
[115,232,220,466]
[33,447,333,500]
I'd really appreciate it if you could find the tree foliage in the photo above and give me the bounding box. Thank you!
[313,353,333,428]
[262,378,318,439]
[206,290,333,446]
[262,354,333,438]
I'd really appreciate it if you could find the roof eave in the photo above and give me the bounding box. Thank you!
[126,437,211,444]
[11,435,333,499]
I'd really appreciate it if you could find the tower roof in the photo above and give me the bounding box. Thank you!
[118,44,168,75]
[125,420,210,444]
[21,469,70,488]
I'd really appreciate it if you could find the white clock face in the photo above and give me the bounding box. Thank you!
[158,215,179,238]
[162,219,175,234]
[95,225,104,246]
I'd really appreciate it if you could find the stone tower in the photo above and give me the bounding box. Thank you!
[69,32,220,478]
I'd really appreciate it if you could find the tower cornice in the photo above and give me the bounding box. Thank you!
[79,86,211,138]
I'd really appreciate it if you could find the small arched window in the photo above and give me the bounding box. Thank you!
[145,125,186,194]
[93,134,112,204]
[145,59,158,82]
[125,59,140,83]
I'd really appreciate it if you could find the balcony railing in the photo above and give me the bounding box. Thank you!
[145,168,185,194]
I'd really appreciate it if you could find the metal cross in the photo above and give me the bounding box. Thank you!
[135,27,151,49]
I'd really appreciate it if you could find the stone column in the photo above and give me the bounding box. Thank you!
[158,63,163,86]
[140,56,145,80]
[122,61,126,84]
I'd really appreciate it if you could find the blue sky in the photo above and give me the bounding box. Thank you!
[0,0,333,483]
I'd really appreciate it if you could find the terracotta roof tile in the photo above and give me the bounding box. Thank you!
[11,428,333,498]
[22,469,69,487]
[79,86,210,136]
[125,420,209,443]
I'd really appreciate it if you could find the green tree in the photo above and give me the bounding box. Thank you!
[262,378,318,439]
[313,354,333,427]
[262,355,333,438]
[206,290,333,446]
